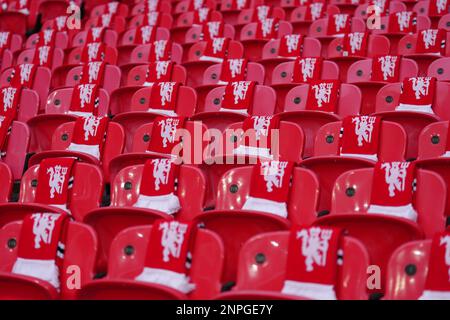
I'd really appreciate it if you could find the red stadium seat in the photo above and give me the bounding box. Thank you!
[0,12,27,35]
[427,56,450,80]
[72,29,118,48]
[65,64,122,95]
[25,31,69,49]
[0,163,12,202]
[130,1,172,16]
[289,5,341,36]
[17,47,64,71]
[233,6,286,40]
[354,1,407,20]
[128,12,174,30]
[79,225,223,299]
[84,15,127,34]
[219,0,265,25]
[89,2,129,18]
[170,10,222,44]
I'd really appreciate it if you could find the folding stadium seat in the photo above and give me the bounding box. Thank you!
[278,82,361,158]
[37,0,70,26]
[72,28,119,48]
[0,31,24,53]
[216,231,369,300]
[308,15,366,58]
[313,166,445,294]
[16,46,64,71]
[347,56,419,115]
[79,224,223,299]
[257,34,322,85]
[0,11,27,35]
[0,162,12,202]
[27,119,125,182]
[25,29,69,49]
[397,29,450,76]
[428,56,450,80]
[0,159,103,225]
[27,85,110,152]
[371,12,431,55]
[191,82,276,133]
[0,120,30,180]
[182,39,244,87]
[438,13,450,31]
[219,0,264,25]
[300,117,407,214]
[0,219,97,299]
[413,0,450,28]
[354,0,407,20]
[64,63,122,95]
[173,0,218,18]
[327,33,391,82]
[329,0,360,15]
[0,64,51,111]
[194,163,319,283]
[82,163,207,272]
[170,9,223,44]
[130,0,172,16]
[89,1,129,18]
[374,78,450,159]
[5,0,39,31]
[84,14,128,34]
[124,62,187,87]
[193,60,264,113]
[111,84,197,152]
[289,3,340,35]
[127,11,174,30]
[239,20,293,61]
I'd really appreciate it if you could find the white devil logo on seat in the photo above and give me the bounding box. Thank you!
[231,81,251,104]
[348,32,364,54]
[87,42,101,62]
[381,162,410,197]
[78,84,95,109]
[108,2,118,14]
[2,87,17,112]
[101,14,112,27]
[0,32,9,48]
[299,57,317,82]
[90,27,103,42]
[158,82,176,106]
[147,0,159,11]
[436,0,448,14]
[140,26,154,44]
[310,3,324,21]
[333,14,348,33]
[236,0,247,9]
[56,16,67,31]
[152,158,171,190]
[197,8,209,23]
[297,227,333,272]
[352,116,376,147]
[396,11,412,32]
[31,213,60,249]
[19,63,34,84]
[193,0,204,10]
[228,59,244,78]
[159,221,188,262]
[212,38,225,54]
[252,116,272,141]
[378,55,397,81]
[312,82,333,107]
[83,115,100,141]
[207,21,221,38]
[256,6,270,22]
[260,18,275,38]
[147,12,159,26]
[421,29,438,49]
[261,161,288,192]
[155,61,170,79]
[43,29,54,45]
[38,46,50,66]
[87,62,102,83]
[440,235,450,281]
[410,77,432,100]
[46,165,68,199]
[158,117,179,148]
[284,34,300,53]
[153,40,168,61]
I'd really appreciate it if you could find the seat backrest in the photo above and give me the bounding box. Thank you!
[417,121,449,159]
[106,225,224,299]
[438,13,450,31]
[3,121,30,180]
[71,29,118,48]
[289,5,340,23]
[236,7,286,24]
[111,164,206,220]
[372,15,431,35]
[240,21,293,40]
[330,168,447,238]
[25,31,68,49]
[261,37,322,59]
[284,83,361,117]
[128,12,174,29]
[313,120,407,161]
[202,62,265,85]
[174,0,218,14]
[215,166,319,225]
[9,33,23,53]
[67,45,118,65]
[0,162,12,203]
[90,2,129,18]
[354,1,406,19]
[45,87,110,116]
[65,65,122,95]
[129,85,197,116]
[398,32,450,56]
[175,10,222,28]
[272,60,340,85]
[120,27,171,45]
[0,84,39,122]
[0,220,98,300]
[184,24,235,44]
[308,17,366,37]
[375,81,450,120]
[126,64,187,86]
[233,231,369,300]
[428,57,450,80]
[129,42,183,65]
[412,0,430,16]
[327,34,390,58]
[17,47,64,70]
[384,240,431,300]
[220,0,264,10]
[18,162,104,221]
[130,1,172,15]
[188,40,244,62]
[347,57,418,83]
[204,84,276,115]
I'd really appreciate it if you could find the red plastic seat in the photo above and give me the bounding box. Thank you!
[300,120,407,214]
[398,31,450,76]
[182,40,244,87]
[170,10,222,44]
[354,1,407,20]
[0,12,27,35]
[384,240,432,300]
[233,6,286,41]
[128,12,174,30]
[64,64,121,95]
[438,13,450,31]
[0,33,23,53]
[428,56,450,80]
[308,17,366,58]
[219,0,265,25]
[347,57,419,115]
[27,87,109,153]
[258,36,322,85]
[112,84,196,152]
[79,225,223,299]
[329,0,359,15]
[0,220,97,300]
[173,0,218,16]
[195,61,265,112]
[89,2,129,18]
[374,81,450,159]
[279,83,361,158]
[38,0,69,25]
[239,21,293,61]
[126,64,187,87]
[0,162,12,202]
[327,35,391,82]
[25,31,69,49]
[83,163,206,272]
[71,29,118,48]
[192,84,276,132]
[130,1,172,16]
[289,5,341,36]
[193,165,319,283]
[413,0,447,28]
[216,231,369,300]
[0,162,103,225]
[16,47,64,71]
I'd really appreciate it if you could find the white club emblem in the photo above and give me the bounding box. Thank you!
[19,63,34,84]
[373,0,386,11]
[31,213,60,249]
[311,82,333,107]
[299,58,317,82]
[236,0,247,9]
[151,158,171,190]
[140,26,154,44]
[378,55,397,81]
[381,162,410,197]
[46,165,68,198]
[90,27,103,42]
[147,12,159,26]
[193,0,204,10]
[0,115,4,127]
[87,42,101,61]
[260,18,275,38]
[0,32,9,48]
[153,40,168,61]
[409,77,431,100]
[43,29,54,45]
[348,32,364,54]
[231,81,251,104]
[158,117,180,147]
[108,2,118,13]
[82,115,100,141]
[78,84,95,109]
[261,161,288,192]
[395,12,412,32]
[38,46,50,66]
[310,3,324,20]
[159,221,188,262]
[197,8,209,23]
[440,235,450,281]
[158,81,176,105]
[207,21,221,38]
[256,6,270,22]
[87,62,102,83]
[147,0,159,11]
[155,61,170,79]
[297,227,333,272]
[212,38,225,54]
[101,14,112,27]
[252,116,271,141]
[352,116,376,147]
[334,14,348,33]
[2,87,17,112]
[421,29,438,49]
[56,16,67,31]
[436,0,448,14]
[284,34,300,53]
[227,59,244,78]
